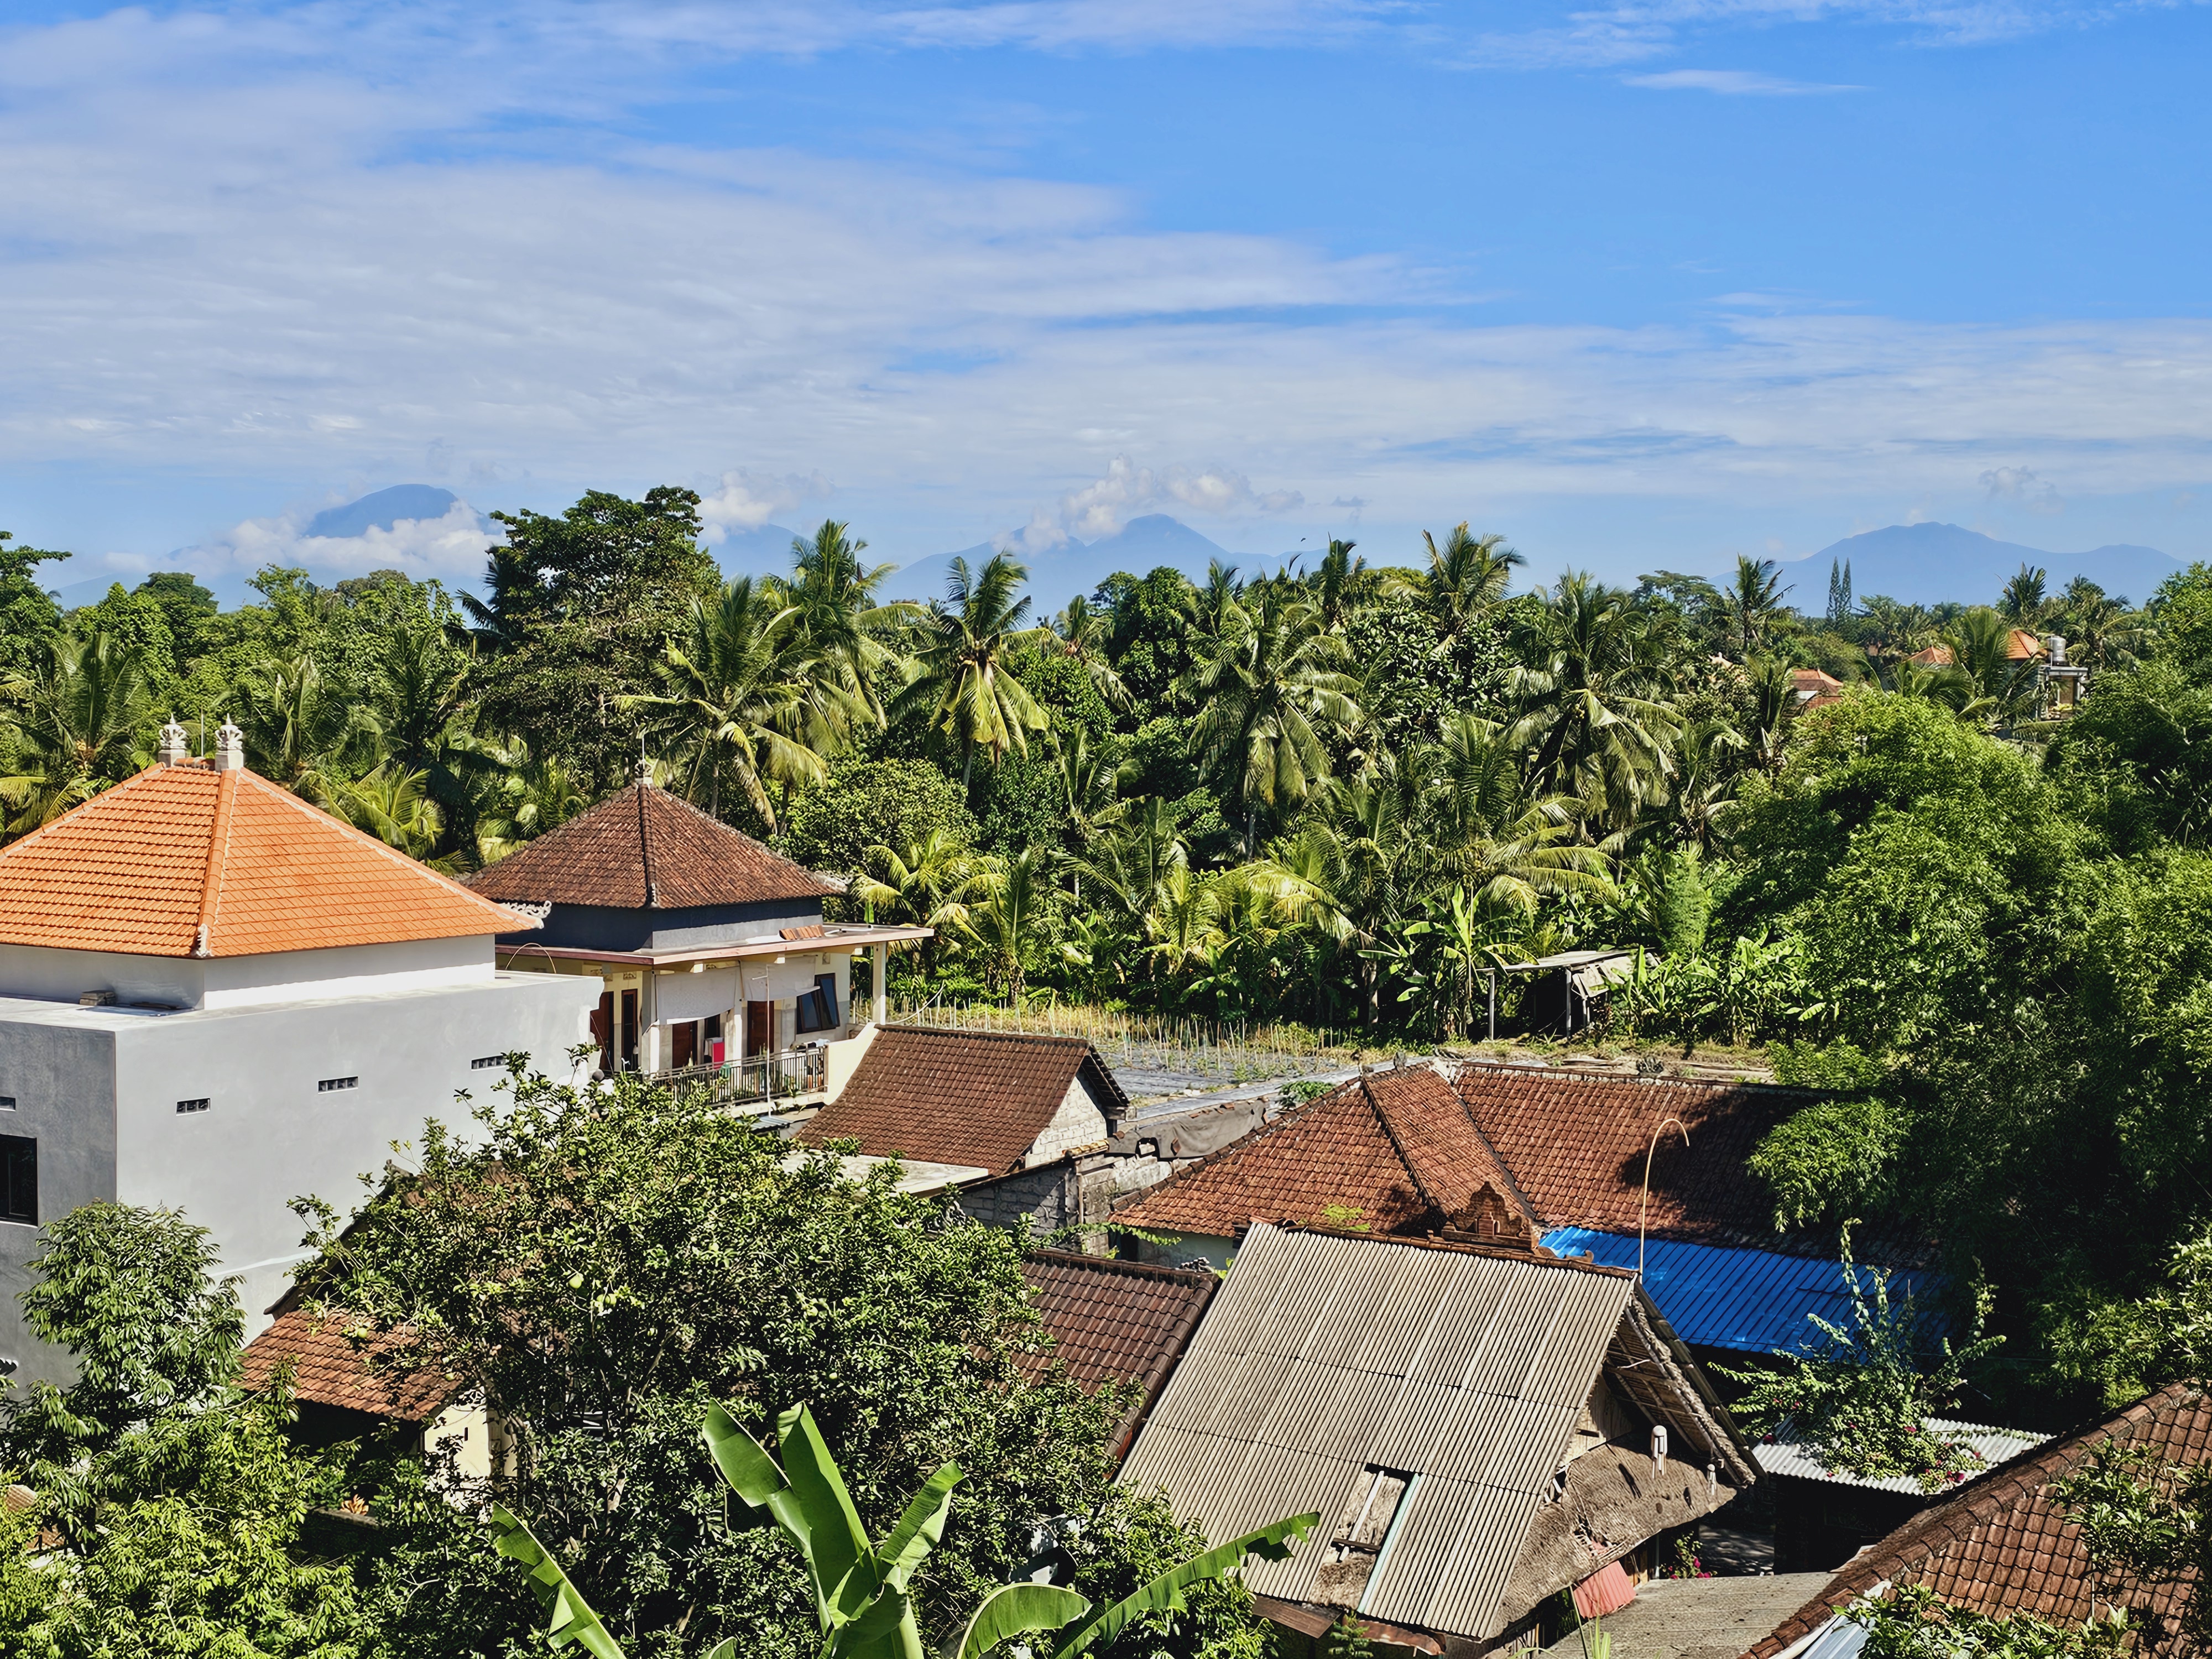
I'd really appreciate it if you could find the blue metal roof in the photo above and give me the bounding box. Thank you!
[1541,1227,1949,1356]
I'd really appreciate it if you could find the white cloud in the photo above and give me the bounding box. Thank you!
[697,469,834,538]
[179,499,497,586]
[1,4,2207,576]
[1980,464,2067,515]
[1625,68,1862,92]
[1003,457,1306,550]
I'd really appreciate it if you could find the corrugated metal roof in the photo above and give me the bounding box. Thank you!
[1118,1224,1638,1642]
[1754,1417,2048,1494]
[1541,1229,1949,1355]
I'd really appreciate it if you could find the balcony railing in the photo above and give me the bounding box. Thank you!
[640,1045,828,1106]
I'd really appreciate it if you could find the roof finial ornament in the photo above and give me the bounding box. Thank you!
[157,717,189,767]
[211,716,246,773]
[637,734,655,787]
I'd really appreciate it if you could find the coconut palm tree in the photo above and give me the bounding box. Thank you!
[0,632,154,837]
[1184,560,1245,653]
[1189,586,1364,856]
[1723,555,1792,659]
[785,520,915,723]
[954,844,1058,1005]
[1307,538,1376,634]
[2000,562,2050,627]
[335,765,445,863]
[1939,606,2042,723]
[1076,797,1190,935]
[890,553,1051,789]
[621,576,854,829]
[1505,572,1682,831]
[1418,524,1523,641]
[237,649,371,805]
[1669,718,1749,852]
[1048,594,1131,710]
[472,735,589,864]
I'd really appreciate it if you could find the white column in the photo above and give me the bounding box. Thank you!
[873,942,889,1026]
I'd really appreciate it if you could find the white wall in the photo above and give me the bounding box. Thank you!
[0,935,495,1013]
[0,945,204,1008]
[201,935,493,1009]
[109,970,597,1332]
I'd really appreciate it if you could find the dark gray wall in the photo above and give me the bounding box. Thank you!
[0,1019,119,1380]
[503,899,825,954]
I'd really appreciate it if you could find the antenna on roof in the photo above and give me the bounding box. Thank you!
[1637,1114,1689,1280]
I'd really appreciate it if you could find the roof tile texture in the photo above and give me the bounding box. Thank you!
[465,781,837,909]
[1743,1380,2212,1656]
[1019,1251,1217,1394]
[1116,1067,1534,1239]
[237,1307,457,1421]
[797,1025,1129,1177]
[0,764,523,958]
[1452,1064,1923,1264]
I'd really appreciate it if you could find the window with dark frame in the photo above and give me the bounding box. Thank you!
[317,1077,358,1093]
[470,1056,504,1070]
[0,1097,13,1112]
[794,973,841,1035]
[176,1098,210,1114]
[0,1138,35,1227]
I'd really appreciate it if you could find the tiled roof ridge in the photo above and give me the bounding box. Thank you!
[1743,1378,2210,1658]
[1452,1058,1811,1099]
[638,779,657,906]
[1024,1247,1218,1287]
[879,1021,1092,1049]
[1362,1076,1447,1215]
[195,767,241,956]
[239,770,525,940]
[1363,1071,1540,1230]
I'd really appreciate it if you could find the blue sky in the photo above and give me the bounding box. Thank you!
[1,0,2208,595]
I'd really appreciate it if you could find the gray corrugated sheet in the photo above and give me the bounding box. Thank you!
[1754,1416,2048,1494]
[1118,1223,1637,1642]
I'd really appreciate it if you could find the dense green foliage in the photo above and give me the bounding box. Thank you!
[12,506,2212,1457]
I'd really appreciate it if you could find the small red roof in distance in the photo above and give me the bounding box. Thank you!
[237,1307,458,1423]
[463,780,838,910]
[0,764,525,958]
[1019,1251,1217,1458]
[1742,1380,2212,1657]
[796,1025,1131,1178]
[1452,1064,1923,1264]
[1115,1067,1536,1240]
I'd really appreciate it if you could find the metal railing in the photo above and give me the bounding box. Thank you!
[643,1045,828,1106]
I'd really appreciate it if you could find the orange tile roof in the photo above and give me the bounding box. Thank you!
[1114,1067,1536,1241]
[0,763,528,958]
[237,1306,460,1422]
[1743,1380,2212,1657]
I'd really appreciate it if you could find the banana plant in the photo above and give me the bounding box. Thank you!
[492,1399,1318,1659]
[705,1402,1317,1659]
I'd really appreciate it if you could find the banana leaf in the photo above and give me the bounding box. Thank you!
[1051,1511,1319,1659]
[486,1504,630,1659]
[956,1583,1092,1659]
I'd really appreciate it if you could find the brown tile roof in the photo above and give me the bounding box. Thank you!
[464,780,838,910]
[796,1025,1131,1178]
[1743,1380,2212,1657]
[0,763,525,958]
[1114,1066,1537,1241]
[1019,1250,1217,1459]
[237,1307,460,1422]
[1451,1063,1924,1264]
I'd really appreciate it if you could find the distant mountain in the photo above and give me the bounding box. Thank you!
[1798,523,2183,609]
[884,515,1294,608]
[305,484,460,539]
